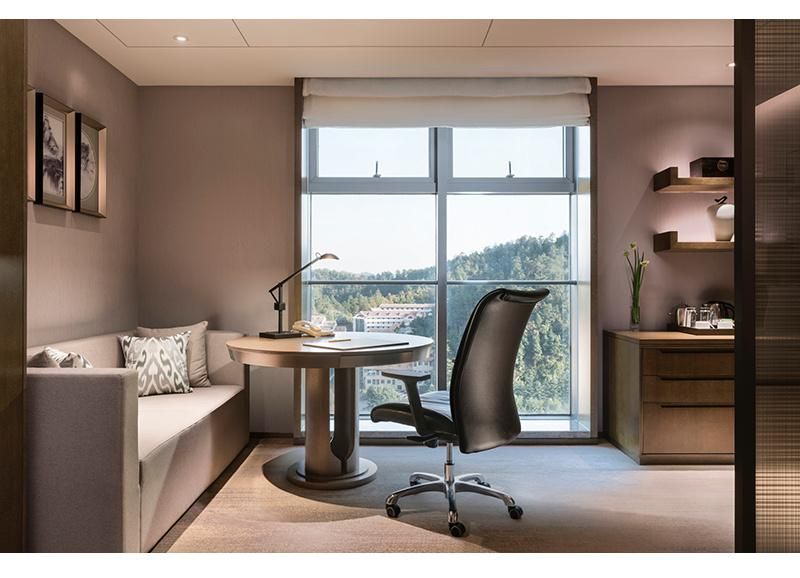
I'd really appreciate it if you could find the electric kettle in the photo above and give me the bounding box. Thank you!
[703,301,735,320]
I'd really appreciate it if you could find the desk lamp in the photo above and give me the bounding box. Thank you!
[259,252,339,339]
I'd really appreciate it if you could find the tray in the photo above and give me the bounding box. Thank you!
[672,326,734,336]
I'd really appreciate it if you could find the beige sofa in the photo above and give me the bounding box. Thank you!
[25,329,249,553]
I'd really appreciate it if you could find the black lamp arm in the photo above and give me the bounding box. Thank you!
[267,255,323,303]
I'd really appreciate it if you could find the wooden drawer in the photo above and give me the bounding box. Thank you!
[641,349,735,378]
[642,377,734,404]
[641,402,734,454]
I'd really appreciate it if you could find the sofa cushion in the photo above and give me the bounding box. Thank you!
[137,321,212,388]
[28,346,94,368]
[137,385,248,552]
[138,385,245,460]
[119,333,192,397]
[27,331,130,369]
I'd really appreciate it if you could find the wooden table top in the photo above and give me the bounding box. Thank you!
[226,332,433,369]
[606,330,734,348]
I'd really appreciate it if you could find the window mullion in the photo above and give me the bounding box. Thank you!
[435,128,452,391]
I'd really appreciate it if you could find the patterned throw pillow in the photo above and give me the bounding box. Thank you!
[28,346,94,368]
[118,332,192,397]
[136,321,211,387]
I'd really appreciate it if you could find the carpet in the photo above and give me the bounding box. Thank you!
[160,440,734,553]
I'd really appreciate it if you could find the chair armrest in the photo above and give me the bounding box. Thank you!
[380,369,432,436]
[206,330,246,387]
[380,368,431,382]
[25,368,140,552]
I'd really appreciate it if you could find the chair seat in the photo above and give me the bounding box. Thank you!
[370,390,457,437]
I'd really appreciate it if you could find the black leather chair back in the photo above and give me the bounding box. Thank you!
[450,288,549,453]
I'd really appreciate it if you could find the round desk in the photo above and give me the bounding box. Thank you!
[227,333,433,489]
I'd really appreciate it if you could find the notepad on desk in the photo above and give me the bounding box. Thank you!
[302,337,410,351]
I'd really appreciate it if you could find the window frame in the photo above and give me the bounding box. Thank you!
[303,126,581,422]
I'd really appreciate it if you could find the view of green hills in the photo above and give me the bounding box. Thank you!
[310,234,571,414]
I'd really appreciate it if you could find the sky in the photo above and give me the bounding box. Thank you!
[308,127,588,275]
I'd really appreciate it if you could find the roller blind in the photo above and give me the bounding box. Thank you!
[302,77,591,128]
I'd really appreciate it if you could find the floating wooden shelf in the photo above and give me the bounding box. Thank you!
[653,231,734,253]
[653,167,734,193]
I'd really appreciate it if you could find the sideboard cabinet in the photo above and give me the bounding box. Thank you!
[605,330,734,464]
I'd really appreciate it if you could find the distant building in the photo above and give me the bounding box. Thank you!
[353,303,433,333]
[352,302,435,411]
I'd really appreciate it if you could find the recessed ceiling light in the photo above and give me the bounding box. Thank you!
[728,62,736,68]
[173,35,188,43]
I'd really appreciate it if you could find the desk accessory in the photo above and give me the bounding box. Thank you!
[260,252,338,339]
[302,337,410,351]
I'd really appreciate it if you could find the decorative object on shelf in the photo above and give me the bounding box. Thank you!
[690,157,735,178]
[653,166,733,193]
[708,195,735,241]
[624,242,649,331]
[260,252,339,339]
[652,231,734,253]
[26,90,75,210]
[70,112,107,217]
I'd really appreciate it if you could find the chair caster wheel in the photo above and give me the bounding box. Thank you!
[508,505,524,520]
[449,522,467,537]
[386,504,401,518]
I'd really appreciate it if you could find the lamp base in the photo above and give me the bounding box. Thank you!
[259,330,304,339]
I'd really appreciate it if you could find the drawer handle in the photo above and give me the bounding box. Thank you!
[659,403,734,409]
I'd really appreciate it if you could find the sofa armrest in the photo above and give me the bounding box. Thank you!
[25,368,140,553]
[206,329,247,387]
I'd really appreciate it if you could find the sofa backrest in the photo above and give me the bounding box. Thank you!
[27,331,132,369]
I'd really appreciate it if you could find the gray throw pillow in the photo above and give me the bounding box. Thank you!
[136,321,211,387]
[28,346,93,368]
[119,332,192,397]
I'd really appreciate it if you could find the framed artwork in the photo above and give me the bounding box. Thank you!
[26,90,75,210]
[71,112,107,218]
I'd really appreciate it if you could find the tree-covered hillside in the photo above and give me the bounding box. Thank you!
[310,234,570,414]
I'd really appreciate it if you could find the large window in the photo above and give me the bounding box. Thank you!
[302,126,588,427]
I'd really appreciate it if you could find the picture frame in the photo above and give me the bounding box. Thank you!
[26,90,75,210]
[70,112,107,218]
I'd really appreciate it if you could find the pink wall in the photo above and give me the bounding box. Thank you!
[136,87,296,432]
[597,86,734,334]
[26,20,140,345]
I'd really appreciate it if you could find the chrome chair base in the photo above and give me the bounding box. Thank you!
[384,443,523,537]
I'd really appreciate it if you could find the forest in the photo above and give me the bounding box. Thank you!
[309,234,571,415]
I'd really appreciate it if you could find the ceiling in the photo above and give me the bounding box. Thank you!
[57,19,735,86]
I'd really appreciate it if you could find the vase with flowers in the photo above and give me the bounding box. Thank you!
[624,242,650,331]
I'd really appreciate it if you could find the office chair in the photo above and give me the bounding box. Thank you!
[370,287,549,537]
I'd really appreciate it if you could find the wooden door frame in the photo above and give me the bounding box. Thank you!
[0,18,27,553]
[733,18,756,554]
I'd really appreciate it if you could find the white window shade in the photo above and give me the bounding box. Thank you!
[302,77,591,128]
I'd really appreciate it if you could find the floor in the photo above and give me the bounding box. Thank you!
[154,440,734,553]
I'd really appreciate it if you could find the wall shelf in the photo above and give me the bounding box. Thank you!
[653,167,734,193]
[653,231,734,253]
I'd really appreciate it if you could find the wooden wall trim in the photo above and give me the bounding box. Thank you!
[293,78,303,440]
[589,77,599,437]
[734,18,756,553]
[0,18,27,553]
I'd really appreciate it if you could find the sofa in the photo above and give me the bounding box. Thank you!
[24,329,249,553]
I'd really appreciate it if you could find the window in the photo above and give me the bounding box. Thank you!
[302,126,588,431]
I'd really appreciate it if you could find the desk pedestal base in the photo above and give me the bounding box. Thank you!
[290,366,377,490]
[287,458,377,489]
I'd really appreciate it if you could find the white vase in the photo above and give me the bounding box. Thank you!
[709,197,735,241]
